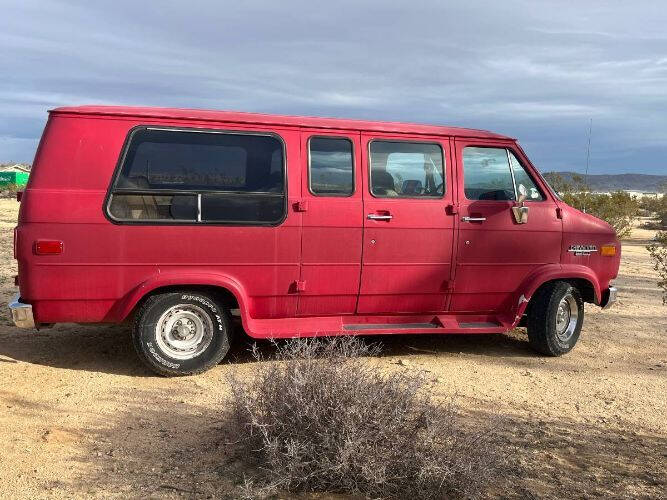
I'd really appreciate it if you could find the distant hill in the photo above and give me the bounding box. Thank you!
[547,172,667,193]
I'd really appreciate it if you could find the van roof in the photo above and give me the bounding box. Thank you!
[51,105,514,140]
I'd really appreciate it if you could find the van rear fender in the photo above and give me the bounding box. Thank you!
[114,271,250,328]
[509,264,601,326]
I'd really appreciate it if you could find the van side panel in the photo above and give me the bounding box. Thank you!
[17,114,302,324]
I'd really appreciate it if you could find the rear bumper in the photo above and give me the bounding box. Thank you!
[600,286,618,310]
[8,294,35,328]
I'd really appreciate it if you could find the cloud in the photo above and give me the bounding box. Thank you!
[0,0,665,174]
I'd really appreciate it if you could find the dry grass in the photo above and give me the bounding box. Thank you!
[223,338,512,499]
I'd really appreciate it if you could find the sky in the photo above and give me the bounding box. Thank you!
[1,0,666,175]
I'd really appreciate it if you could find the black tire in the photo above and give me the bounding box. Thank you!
[527,281,584,356]
[132,291,231,376]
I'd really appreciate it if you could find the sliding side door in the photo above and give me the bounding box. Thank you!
[357,134,455,314]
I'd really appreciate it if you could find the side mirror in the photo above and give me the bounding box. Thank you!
[512,185,529,224]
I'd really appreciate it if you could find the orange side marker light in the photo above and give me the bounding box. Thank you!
[600,245,616,257]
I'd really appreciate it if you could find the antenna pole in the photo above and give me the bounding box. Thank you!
[584,118,592,212]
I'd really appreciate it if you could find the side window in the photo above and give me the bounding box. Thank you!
[508,151,545,201]
[107,128,285,224]
[463,147,516,201]
[309,137,354,196]
[370,141,444,198]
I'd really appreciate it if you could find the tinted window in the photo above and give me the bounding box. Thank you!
[463,147,516,201]
[370,141,444,198]
[309,137,354,195]
[108,128,285,224]
[509,151,544,201]
[115,128,283,193]
[109,194,197,220]
[201,193,284,223]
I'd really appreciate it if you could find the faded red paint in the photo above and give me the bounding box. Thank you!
[14,106,620,337]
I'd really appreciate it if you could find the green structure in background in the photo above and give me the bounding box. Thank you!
[0,171,29,188]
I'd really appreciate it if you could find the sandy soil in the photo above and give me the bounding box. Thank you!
[0,198,665,498]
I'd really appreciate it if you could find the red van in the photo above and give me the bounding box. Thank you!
[9,106,620,375]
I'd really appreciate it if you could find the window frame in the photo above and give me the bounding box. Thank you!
[461,145,545,202]
[307,135,355,198]
[368,138,446,199]
[104,125,288,226]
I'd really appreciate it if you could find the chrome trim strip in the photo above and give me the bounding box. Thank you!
[506,148,518,201]
[8,293,35,328]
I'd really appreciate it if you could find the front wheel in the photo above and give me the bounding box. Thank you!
[133,291,231,376]
[527,281,584,356]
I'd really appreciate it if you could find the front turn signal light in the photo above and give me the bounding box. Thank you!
[601,245,616,257]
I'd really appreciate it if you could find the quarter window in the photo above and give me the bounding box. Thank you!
[108,128,285,224]
[309,137,354,195]
[508,151,544,201]
[370,141,444,198]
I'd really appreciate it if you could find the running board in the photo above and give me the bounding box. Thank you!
[244,314,510,339]
[458,322,501,329]
[344,322,439,331]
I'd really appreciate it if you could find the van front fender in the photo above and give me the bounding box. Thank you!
[112,271,250,328]
[509,264,602,327]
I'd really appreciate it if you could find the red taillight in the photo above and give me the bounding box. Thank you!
[34,240,63,255]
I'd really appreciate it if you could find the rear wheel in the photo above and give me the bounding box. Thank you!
[527,281,584,356]
[133,291,231,376]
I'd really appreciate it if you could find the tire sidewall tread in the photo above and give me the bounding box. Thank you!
[527,281,584,356]
[132,291,230,376]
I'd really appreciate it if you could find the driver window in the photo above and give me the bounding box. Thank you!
[463,147,516,201]
[370,141,444,198]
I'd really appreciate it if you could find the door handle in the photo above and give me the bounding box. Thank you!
[367,214,393,221]
[461,216,486,222]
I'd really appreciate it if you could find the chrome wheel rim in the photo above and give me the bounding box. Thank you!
[155,304,213,360]
[555,294,578,342]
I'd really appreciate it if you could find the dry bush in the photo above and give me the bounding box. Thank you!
[223,337,509,499]
[574,191,639,239]
[638,194,667,229]
[656,195,667,228]
[647,231,667,304]
[543,172,639,238]
[0,183,20,199]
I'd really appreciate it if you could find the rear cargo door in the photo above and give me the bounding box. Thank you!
[295,130,363,316]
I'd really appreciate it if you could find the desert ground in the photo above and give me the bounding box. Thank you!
[0,197,665,498]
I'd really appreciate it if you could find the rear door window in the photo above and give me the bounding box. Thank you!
[308,137,354,196]
[369,141,444,198]
[107,128,285,224]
